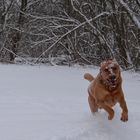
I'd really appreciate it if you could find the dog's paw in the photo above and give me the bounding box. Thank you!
[121,113,128,122]
[108,110,114,120]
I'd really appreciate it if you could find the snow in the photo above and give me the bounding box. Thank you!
[0,64,140,140]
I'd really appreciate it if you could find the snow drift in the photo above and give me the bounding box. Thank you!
[0,64,140,140]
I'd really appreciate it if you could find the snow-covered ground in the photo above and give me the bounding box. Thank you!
[0,64,140,140]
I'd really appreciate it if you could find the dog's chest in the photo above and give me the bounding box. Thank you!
[104,94,118,107]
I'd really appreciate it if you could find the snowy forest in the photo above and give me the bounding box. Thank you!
[0,0,140,70]
[1,1,140,139]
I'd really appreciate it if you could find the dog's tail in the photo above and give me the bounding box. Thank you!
[84,73,94,82]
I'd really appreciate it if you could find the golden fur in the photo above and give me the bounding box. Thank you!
[84,59,128,122]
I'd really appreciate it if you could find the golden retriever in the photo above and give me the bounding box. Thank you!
[84,59,128,122]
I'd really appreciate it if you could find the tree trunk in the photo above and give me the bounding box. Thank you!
[10,0,27,61]
[110,0,129,68]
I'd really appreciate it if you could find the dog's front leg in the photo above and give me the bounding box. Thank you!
[88,94,98,113]
[119,95,128,122]
[98,100,114,120]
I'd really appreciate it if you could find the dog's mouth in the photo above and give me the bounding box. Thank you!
[107,78,117,88]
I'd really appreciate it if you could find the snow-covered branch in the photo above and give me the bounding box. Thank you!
[35,11,111,61]
[70,0,114,57]
[117,0,140,29]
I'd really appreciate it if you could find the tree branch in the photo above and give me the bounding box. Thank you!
[117,0,140,29]
[35,12,111,62]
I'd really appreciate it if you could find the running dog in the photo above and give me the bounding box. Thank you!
[84,59,128,122]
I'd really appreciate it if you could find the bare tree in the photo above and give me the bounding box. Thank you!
[0,0,140,70]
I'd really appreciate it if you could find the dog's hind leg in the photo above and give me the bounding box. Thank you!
[88,94,98,113]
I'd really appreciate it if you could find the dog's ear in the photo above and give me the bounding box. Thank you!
[100,61,106,67]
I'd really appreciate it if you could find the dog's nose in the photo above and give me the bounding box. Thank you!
[110,75,116,80]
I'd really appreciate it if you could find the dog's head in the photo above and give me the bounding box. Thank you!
[100,59,121,89]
